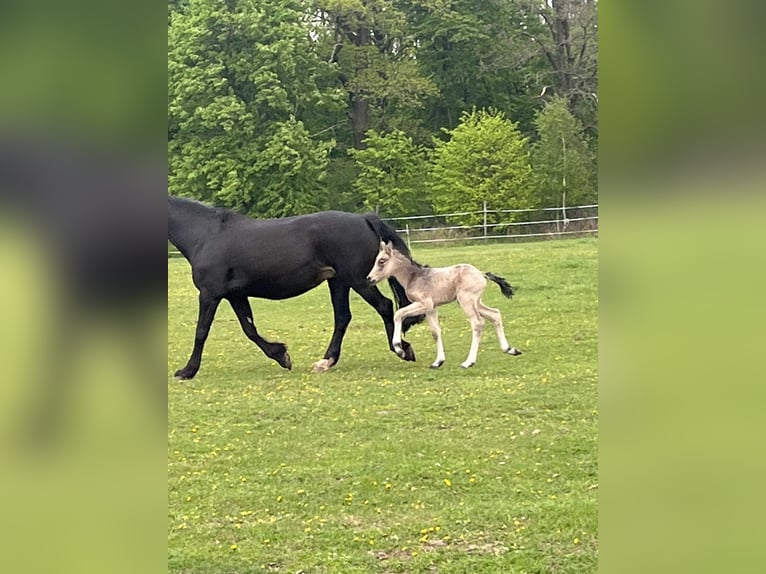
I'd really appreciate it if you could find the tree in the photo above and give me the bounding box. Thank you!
[530,96,596,208]
[312,0,438,149]
[428,108,534,224]
[406,0,542,136]
[348,129,430,216]
[168,0,340,216]
[511,0,598,136]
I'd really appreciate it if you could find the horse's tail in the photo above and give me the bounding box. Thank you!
[485,272,515,299]
[364,213,425,333]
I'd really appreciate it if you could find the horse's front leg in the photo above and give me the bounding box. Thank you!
[228,296,291,370]
[393,302,430,358]
[174,293,221,380]
[313,280,351,373]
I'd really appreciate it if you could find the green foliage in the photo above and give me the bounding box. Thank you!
[223,117,334,216]
[531,96,597,208]
[167,0,598,218]
[409,0,542,134]
[428,108,534,224]
[168,239,598,573]
[168,0,340,216]
[316,0,439,147]
[348,129,430,216]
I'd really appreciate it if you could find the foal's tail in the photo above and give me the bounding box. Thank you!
[485,272,515,299]
[364,213,425,333]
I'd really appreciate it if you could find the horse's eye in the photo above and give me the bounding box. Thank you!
[378,258,386,266]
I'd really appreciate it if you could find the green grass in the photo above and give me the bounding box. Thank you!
[168,238,598,573]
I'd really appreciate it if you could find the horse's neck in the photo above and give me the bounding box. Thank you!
[167,199,220,256]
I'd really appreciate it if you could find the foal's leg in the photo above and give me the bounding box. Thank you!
[458,296,485,368]
[352,285,416,362]
[392,301,430,358]
[477,301,522,356]
[313,279,351,373]
[175,293,221,380]
[228,296,292,370]
[426,310,446,369]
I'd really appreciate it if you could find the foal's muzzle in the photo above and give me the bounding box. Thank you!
[366,275,377,286]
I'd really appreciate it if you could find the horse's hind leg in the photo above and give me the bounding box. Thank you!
[352,285,416,362]
[426,310,446,369]
[313,279,351,373]
[458,296,485,368]
[478,301,522,356]
[228,296,292,370]
[175,293,221,380]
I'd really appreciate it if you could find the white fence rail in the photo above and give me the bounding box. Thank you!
[169,203,598,258]
[383,203,598,246]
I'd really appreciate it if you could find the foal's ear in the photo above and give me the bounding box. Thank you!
[384,241,393,254]
[379,240,387,252]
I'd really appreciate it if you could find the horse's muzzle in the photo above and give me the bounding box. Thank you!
[366,276,377,286]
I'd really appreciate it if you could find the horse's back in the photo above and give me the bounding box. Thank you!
[190,210,378,297]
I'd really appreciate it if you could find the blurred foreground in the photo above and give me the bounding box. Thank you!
[601,1,766,572]
[0,1,165,572]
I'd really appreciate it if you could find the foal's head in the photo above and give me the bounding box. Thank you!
[367,241,407,285]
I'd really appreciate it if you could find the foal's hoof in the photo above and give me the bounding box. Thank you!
[311,357,335,373]
[460,361,475,369]
[430,360,444,369]
[505,347,522,356]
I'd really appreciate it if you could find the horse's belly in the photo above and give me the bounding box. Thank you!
[237,264,336,300]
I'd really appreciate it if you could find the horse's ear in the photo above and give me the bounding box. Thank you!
[384,241,393,253]
[379,240,387,252]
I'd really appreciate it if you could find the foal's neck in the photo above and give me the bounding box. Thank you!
[390,254,424,289]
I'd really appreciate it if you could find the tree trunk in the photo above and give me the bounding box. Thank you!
[350,95,369,149]
[348,27,371,149]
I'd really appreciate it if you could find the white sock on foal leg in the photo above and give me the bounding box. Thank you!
[460,320,483,368]
[427,312,445,368]
[479,304,521,356]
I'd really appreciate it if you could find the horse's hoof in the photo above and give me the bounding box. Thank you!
[395,340,416,362]
[174,367,196,380]
[430,360,444,369]
[311,358,335,373]
[278,351,293,370]
[460,361,475,369]
[505,347,522,356]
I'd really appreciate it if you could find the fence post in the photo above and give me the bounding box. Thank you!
[483,201,488,238]
[406,223,411,250]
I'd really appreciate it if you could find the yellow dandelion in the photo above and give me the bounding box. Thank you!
[444,478,452,487]
[230,544,238,551]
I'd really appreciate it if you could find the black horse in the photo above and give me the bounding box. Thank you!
[168,196,422,378]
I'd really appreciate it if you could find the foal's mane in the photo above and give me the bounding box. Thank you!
[393,246,428,269]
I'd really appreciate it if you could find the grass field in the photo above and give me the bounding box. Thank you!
[168,238,598,573]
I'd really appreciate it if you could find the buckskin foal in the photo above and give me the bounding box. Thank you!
[366,241,522,368]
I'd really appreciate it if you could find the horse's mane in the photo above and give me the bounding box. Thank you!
[170,196,238,224]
